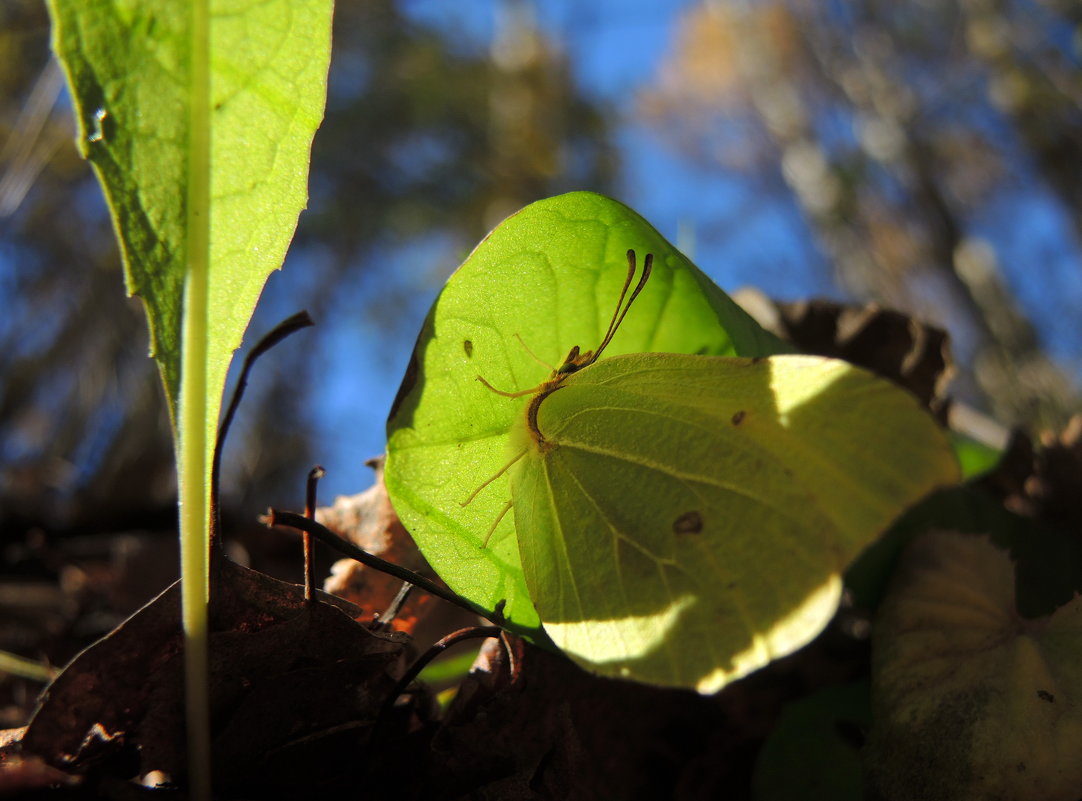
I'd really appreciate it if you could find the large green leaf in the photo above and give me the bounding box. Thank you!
[384,191,792,635]
[51,0,332,426]
[49,1,333,794]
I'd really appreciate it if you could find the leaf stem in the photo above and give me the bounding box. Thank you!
[0,649,55,683]
[178,0,212,798]
[213,311,314,543]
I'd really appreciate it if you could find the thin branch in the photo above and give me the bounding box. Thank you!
[303,465,325,601]
[371,581,414,631]
[212,311,314,545]
[378,626,504,726]
[265,509,491,620]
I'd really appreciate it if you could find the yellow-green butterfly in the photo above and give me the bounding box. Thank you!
[384,192,959,693]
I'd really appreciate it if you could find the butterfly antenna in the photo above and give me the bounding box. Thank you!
[594,250,653,362]
[596,249,637,354]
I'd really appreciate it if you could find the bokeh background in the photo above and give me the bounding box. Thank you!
[2,0,1080,546]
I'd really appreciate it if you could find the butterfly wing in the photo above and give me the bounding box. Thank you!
[512,353,959,692]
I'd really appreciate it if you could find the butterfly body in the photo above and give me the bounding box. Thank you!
[488,250,654,450]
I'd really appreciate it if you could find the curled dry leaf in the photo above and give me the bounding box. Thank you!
[316,459,417,563]
[981,414,1082,531]
[866,530,1082,801]
[736,291,954,420]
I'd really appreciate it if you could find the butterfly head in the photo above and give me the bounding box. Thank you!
[554,345,594,377]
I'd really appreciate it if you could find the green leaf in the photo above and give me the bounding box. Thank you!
[865,530,1082,800]
[386,193,959,692]
[51,0,332,426]
[48,1,333,795]
[950,431,1002,479]
[385,192,790,635]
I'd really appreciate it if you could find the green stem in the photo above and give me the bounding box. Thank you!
[0,649,55,683]
[179,0,212,798]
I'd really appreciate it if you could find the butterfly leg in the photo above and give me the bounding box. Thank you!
[482,499,514,548]
[461,448,527,508]
[475,375,543,397]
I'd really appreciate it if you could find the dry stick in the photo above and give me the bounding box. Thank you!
[266,509,492,621]
[212,311,315,548]
[378,626,504,728]
[303,466,325,601]
[372,581,414,631]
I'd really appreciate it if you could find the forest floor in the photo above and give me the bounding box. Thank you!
[0,470,873,800]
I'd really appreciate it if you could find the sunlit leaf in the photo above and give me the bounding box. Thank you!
[48,2,333,794]
[386,192,958,692]
[50,0,333,427]
[386,191,790,635]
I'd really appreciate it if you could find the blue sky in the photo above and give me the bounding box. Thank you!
[257,0,833,501]
[251,0,1080,502]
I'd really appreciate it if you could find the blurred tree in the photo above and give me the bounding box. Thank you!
[639,0,1080,432]
[0,0,615,539]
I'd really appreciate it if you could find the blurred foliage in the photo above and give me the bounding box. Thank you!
[6,0,1079,541]
[0,0,615,536]
[639,0,1081,432]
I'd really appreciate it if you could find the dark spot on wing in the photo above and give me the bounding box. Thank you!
[1037,689,1055,703]
[731,410,746,426]
[673,510,703,535]
[464,339,474,358]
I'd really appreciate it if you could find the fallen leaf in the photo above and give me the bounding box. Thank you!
[736,291,954,419]
[21,555,412,795]
[429,636,733,800]
[866,530,1082,801]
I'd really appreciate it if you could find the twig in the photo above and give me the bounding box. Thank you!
[378,626,504,728]
[212,311,314,547]
[303,466,324,601]
[265,509,490,620]
[371,581,414,631]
